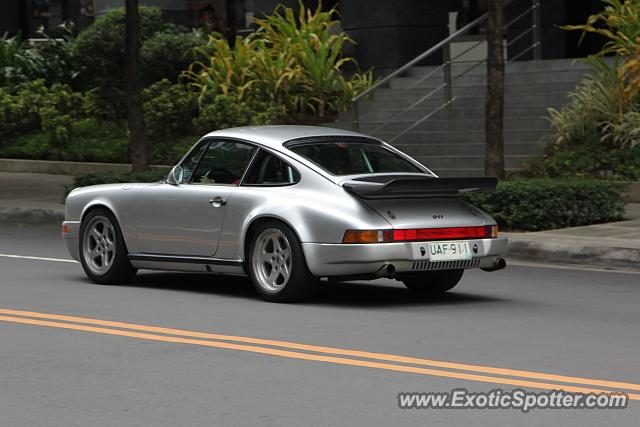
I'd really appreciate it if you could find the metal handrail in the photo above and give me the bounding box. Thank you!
[352,0,541,137]
[351,8,500,103]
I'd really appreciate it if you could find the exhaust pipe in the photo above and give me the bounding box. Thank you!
[374,263,397,278]
[482,258,506,272]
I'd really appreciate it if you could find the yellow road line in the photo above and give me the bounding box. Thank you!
[1,308,639,397]
[0,314,637,400]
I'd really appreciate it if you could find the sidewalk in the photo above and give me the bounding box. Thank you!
[0,171,638,270]
[0,172,69,225]
[504,220,640,269]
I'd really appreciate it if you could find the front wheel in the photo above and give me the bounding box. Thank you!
[247,221,318,302]
[401,269,464,294]
[79,208,137,285]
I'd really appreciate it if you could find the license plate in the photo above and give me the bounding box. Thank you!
[412,241,472,261]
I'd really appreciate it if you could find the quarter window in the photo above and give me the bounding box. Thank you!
[243,150,300,186]
[190,141,257,185]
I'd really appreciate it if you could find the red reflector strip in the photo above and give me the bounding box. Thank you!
[393,226,490,242]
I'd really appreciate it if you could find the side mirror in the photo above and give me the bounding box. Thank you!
[166,165,184,186]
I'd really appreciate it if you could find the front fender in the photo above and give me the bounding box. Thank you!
[64,183,151,254]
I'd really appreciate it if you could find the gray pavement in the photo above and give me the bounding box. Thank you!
[0,224,639,426]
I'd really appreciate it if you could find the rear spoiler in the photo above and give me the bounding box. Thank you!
[342,177,497,199]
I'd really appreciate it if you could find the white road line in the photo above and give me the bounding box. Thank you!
[0,253,78,263]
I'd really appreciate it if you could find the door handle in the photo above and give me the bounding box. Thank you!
[209,197,227,207]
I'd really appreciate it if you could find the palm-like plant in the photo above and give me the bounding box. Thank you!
[181,1,372,119]
[561,0,640,147]
[253,1,371,116]
[182,34,257,103]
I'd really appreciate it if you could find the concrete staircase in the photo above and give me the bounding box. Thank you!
[335,59,593,177]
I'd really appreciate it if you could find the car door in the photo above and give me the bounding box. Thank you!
[136,140,258,257]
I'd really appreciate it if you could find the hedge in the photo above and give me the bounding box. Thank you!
[466,178,628,231]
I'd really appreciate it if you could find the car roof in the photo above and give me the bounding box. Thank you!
[200,125,435,182]
[203,125,376,150]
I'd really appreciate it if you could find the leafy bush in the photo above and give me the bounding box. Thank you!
[529,0,640,179]
[1,119,130,163]
[1,24,80,88]
[142,79,198,142]
[0,80,87,147]
[73,6,200,117]
[0,33,24,86]
[141,29,205,86]
[253,2,372,116]
[182,1,372,119]
[193,93,285,132]
[466,179,628,231]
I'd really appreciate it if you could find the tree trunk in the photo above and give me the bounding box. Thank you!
[485,0,505,179]
[125,0,148,172]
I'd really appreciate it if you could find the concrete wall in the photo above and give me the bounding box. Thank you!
[340,0,450,77]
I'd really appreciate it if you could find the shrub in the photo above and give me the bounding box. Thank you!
[193,93,285,132]
[73,6,197,117]
[0,80,87,147]
[181,1,372,119]
[142,79,198,142]
[0,81,45,138]
[141,29,205,86]
[522,133,640,181]
[466,179,628,231]
[1,24,80,88]
[1,119,130,163]
[253,1,373,116]
[0,33,24,86]
[529,0,640,180]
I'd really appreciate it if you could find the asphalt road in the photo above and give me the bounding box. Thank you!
[0,225,639,426]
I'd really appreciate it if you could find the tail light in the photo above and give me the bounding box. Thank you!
[342,225,498,243]
[342,230,393,244]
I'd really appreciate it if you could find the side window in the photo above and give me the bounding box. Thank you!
[190,141,257,185]
[180,142,208,183]
[243,149,300,186]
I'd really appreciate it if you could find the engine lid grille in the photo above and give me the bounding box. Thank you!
[412,258,480,271]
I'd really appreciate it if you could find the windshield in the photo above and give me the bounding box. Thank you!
[288,141,424,176]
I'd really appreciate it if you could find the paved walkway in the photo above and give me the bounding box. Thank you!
[0,172,70,211]
[0,171,638,269]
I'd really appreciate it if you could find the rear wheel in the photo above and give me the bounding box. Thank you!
[401,269,464,294]
[79,208,137,285]
[247,221,318,302]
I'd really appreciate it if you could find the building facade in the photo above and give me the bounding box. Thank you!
[2,0,606,74]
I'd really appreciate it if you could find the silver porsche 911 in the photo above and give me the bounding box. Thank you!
[62,125,508,302]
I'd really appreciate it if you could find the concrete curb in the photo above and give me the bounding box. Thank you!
[506,237,640,270]
[0,207,64,226]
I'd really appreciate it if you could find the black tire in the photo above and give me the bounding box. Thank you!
[401,269,464,294]
[247,220,319,302]
[79,208,137,285]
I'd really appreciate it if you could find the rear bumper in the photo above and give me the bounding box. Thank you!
[62,220,81,262]
[302,237,508,277]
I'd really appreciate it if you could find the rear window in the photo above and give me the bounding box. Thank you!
[288,141,423,176]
